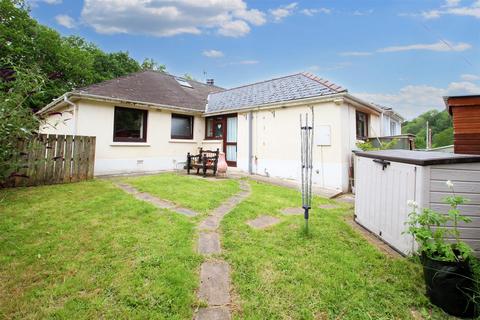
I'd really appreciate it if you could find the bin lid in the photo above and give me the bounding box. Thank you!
[353,150,480,166]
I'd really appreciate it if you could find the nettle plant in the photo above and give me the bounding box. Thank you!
[406,180,473,262]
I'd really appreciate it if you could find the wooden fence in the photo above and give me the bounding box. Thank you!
[8,134,96,187]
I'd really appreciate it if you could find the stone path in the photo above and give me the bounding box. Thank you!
[194,180,251,320]
[114,182,198,216]
[246,216,281,229]
[281,207,304,215]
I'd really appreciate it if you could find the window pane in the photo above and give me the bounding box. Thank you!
[171,115,192,138]
[227,117,237,142]
[214,122,223,138]
[206,118,213,137]
[226,145,237,162]
[114,107,146,141]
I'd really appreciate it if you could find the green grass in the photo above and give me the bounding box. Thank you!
[0,180,202,319]
[221,180,453,319]
[121,173,240,215]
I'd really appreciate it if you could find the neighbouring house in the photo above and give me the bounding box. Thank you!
[38,70,402,192]
[378,105,404,136]
[445,94,480,155]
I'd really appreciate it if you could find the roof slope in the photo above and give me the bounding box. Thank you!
[206,72,347,113]
[75,70,223,111]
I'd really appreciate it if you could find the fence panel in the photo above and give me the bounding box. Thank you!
[5,134,96,188]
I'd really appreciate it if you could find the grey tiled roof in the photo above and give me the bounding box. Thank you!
[75,70,223,111]
[206,72,347,113]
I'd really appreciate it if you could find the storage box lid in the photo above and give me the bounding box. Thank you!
[353,150,480,166]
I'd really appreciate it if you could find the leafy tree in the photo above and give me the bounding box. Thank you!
[402,109,453,149]
[0,0,165,112]
[0,60,44,184]
[141,58,166,72]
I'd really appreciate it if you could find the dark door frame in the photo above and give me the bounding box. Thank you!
[224,114,237,167]
[205,114,237,167]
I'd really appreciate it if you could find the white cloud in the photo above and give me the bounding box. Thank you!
[234,8,266,25]
[44,0,62,3]
[340,51,372,56]
[270,2,298,22]
[378,41,471,53]
[238,60,259,65]
[55,14,76,28]
[301,8,331,16]
[355,81,480,119]
[203,49,224,58]
[461,73,480,81]
[81,0,266,37]
[218,19,250,37]
[422,0,480,19]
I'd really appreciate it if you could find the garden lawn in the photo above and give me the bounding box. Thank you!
[122,173,239,214]
[0,179,202,319]
[221,180,452,319]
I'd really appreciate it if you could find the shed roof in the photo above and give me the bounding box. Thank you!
[206,72,347,113]
[444,94,480,115]
[354,149,480,166]
[74,70,223,111]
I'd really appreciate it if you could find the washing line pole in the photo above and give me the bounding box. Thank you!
[300,109,314,233]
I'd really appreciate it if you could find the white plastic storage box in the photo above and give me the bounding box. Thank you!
[354,150,480,257]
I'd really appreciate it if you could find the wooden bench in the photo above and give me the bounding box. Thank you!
[187,148,219,177]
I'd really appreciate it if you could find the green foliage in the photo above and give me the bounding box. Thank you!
[406,185,474,262]
[0,0,164,111]
[402,109,453,149]
[141,58,166,72]
[0,60,44,184]
[356,138,398,151]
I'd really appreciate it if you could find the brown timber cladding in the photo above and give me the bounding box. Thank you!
[452,105,480,155]
[8,134,96,187]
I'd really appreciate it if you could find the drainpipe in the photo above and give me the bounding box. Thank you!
[248,111,253,174]
[63,94,77,135]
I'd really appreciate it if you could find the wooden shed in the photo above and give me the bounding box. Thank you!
[445,95,480,155]
[354,150,480,257]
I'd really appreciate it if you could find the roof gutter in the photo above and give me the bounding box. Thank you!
[204,92,382,116]
[37,92,204,115]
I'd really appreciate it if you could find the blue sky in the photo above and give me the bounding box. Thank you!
[29,0,480,119]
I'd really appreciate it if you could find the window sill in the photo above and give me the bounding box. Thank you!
[169,139,197,144]
[202,139,223,143]
[110,142,151,147]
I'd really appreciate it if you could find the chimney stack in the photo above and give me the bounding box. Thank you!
[206,79,214,86]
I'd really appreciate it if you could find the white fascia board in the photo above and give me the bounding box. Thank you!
[37,92,202,116]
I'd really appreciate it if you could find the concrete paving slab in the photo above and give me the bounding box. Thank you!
[198,261,230,306]
[198,216,221,230]
[195,307,230,320]
[281,207,304,215]
[173,207,198,217]
[198,232,221,255]
[246,216,281,229]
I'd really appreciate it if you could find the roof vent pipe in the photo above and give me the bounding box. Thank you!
[206,79,214,86]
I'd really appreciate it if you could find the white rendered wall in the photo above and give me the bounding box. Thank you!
[39,105,76,135]
[75,100,205,175]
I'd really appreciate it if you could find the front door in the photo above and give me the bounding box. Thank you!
[225,116,237,167]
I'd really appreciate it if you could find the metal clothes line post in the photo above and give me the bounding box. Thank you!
[300,109,314,233]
